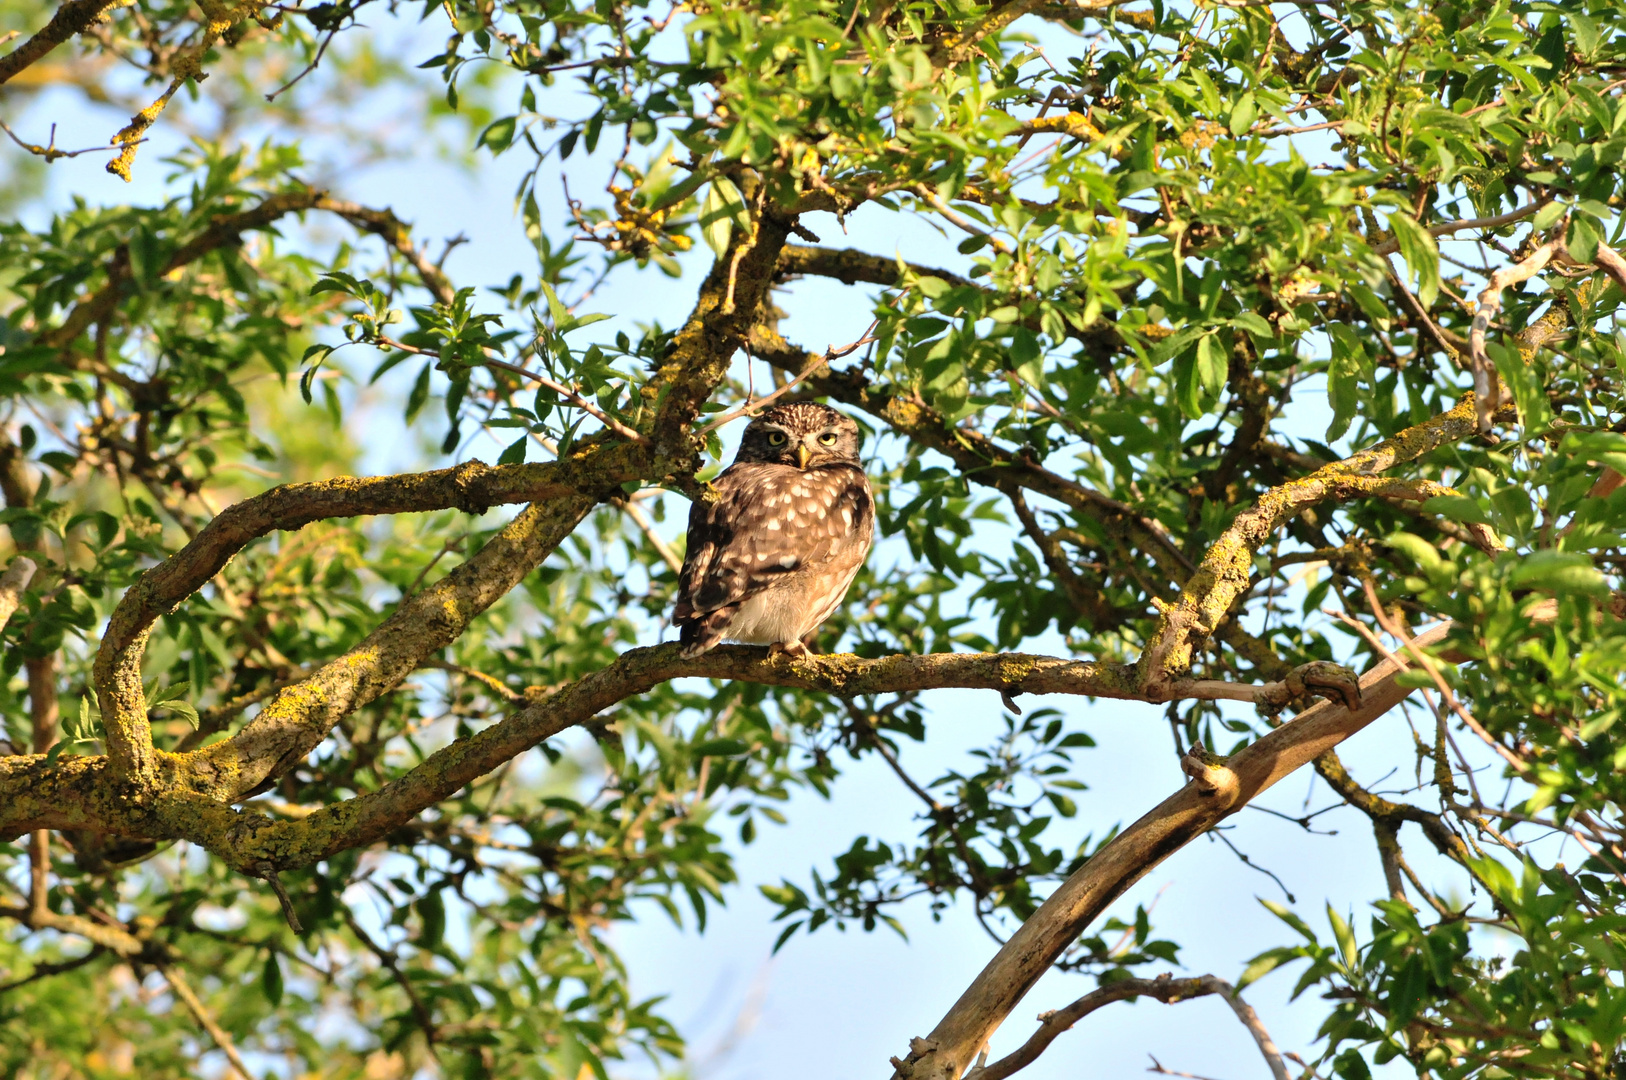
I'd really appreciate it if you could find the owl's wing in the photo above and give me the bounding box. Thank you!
[675,463,872,619]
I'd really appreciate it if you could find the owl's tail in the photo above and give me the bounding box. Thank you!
[676,605,736,658]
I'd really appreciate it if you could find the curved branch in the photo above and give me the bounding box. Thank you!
[970,973,1286,1080]
[1368,201,1545,258]
[6,637,1388,849]
[92,449,641,781]
[173,492,600,801]
[776,243,972,290]
[154,644,1146,869]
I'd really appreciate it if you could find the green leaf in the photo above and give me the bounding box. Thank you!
[1421,494,1491,526]
[1531,200,1566,232]
[1568,13,1599,58]
[497,434,528,465]
[1228,90,1257,136]
[261,952,284,1007]
[1237,946,1305,991]
[1567,215,1600,265]
[1324,325,1368,441]
[1508,550,1607,595]
[1194,332,1226,397]
[1260,899,1319,944]
[1388,213,1440,308]
[1231,311,1274,341]
[1327,905,1358,971]
[693,738,750,758]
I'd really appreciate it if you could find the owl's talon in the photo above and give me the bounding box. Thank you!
[773,640,810,659]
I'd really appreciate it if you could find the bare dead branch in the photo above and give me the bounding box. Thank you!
[0,117,143,162]
[1468,238,1562,433]
[968,973,1288,1080]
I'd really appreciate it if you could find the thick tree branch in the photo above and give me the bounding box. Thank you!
[6,640,1379,856]
[0,0,123,85]
[776,243,972,290]
[647,190,798,459]
[173,493,600,802]
[1467,238,1562,432]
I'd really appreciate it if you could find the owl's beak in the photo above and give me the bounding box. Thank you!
[795,444,812,469]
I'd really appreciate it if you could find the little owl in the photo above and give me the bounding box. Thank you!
[674,401,874,658]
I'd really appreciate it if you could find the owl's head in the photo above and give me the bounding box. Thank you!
[734,402,861,469]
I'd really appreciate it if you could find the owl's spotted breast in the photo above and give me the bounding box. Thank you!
[673,405,874,658]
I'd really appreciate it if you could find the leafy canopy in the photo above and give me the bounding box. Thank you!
[1,0,1626,1078]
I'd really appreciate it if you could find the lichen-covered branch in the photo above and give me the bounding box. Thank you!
[3,636,1388,856]
[647,187,798,458]
[109,644,1149,869]
[92,451,639,781]
[0,0,125,86]
[173,493,601,802]
[1137,395,1480,690]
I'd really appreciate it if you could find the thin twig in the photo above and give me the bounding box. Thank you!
[916,186,1014,254]
[0,118,143,162]
[265,25,338,101]
[1359,579,1529,778]
[969,974,1289,1080]
[158,964,255,1080]
[373,335,650,445]
[696,320,877,435]
[0,948,104,995]
[615,495,682,573]
[257,865,305,934]
[343,910,442,1060]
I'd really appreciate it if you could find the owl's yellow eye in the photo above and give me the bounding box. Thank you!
[818,432,838,445]
[766,431,787,446]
